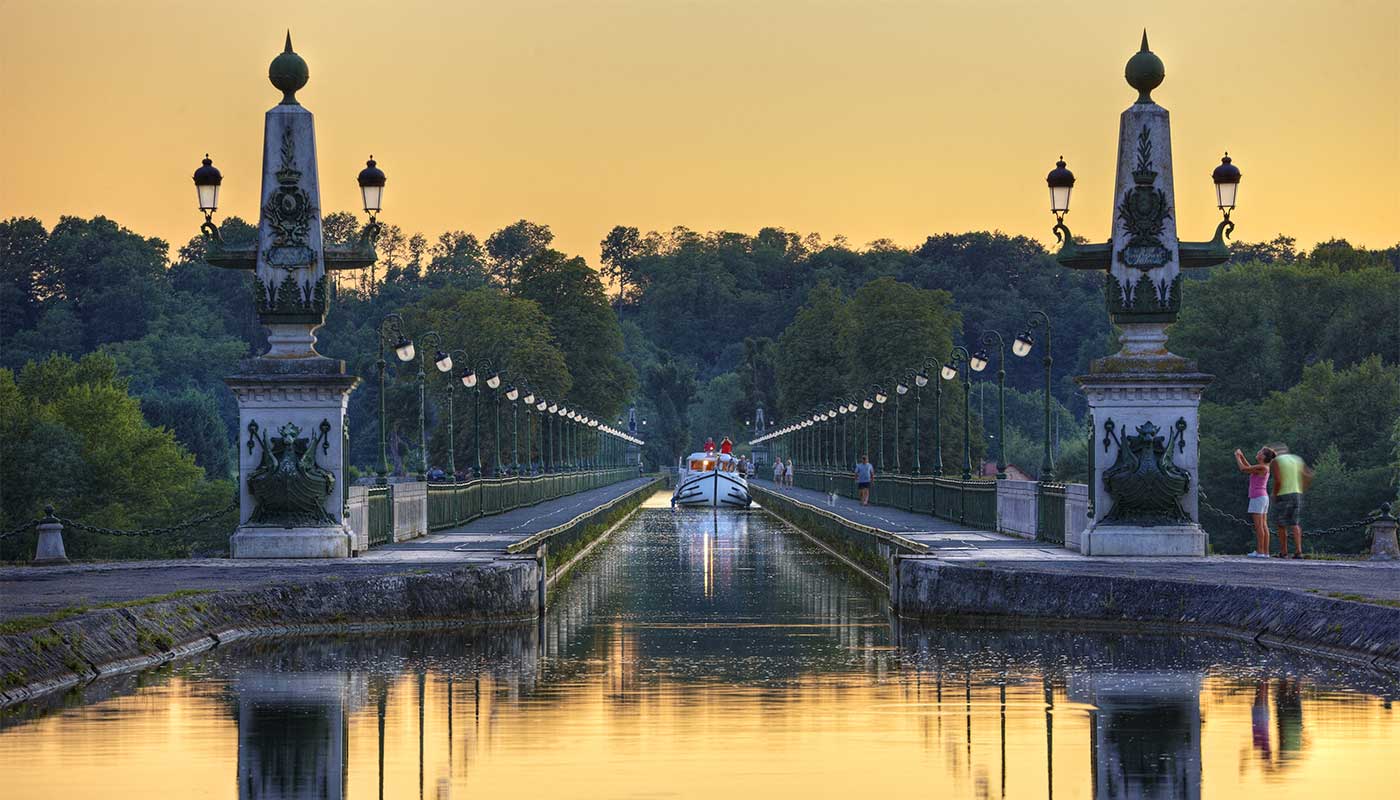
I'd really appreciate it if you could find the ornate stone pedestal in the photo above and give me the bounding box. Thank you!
[227,358,359,558]
[1077,345,1212,557]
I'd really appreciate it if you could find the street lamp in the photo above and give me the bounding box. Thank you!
[521,387,536,474]
[357,156,386,243]
[894,375,911,474]
[1014,311,1056,481]
[409,331,449,480]
[439,348,468,479]
[373,313,408,482]
[192,155,222,239]
[970,331,1007,479]
[548,402,559,470]
[462,359,495,477]
[536,398,549,471]
[943,347,973,481]
[505,383,522,475]
[1212,153,1241,222]
[491,370,509,476]
[872,384,888,471]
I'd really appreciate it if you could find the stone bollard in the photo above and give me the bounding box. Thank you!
[1369,503,1398,561]
[32,506,68,565]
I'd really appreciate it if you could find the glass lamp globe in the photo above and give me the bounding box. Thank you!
[969,351,989,372]
[394,337,415,362]
[357,157,386,216]
[193,155,222,213]
[433,351,452,372]
[941,362,958,381]
[486,373,501,390]
[1212,153,1241,213]
[1013,332,1035,358]
[506,386,520,401]
[915,370,929,388]
[1046,157,1075,217]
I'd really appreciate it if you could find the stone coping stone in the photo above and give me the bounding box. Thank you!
[898,558,1400,671]
[0,559,538,708]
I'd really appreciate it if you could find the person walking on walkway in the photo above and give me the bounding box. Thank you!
[1234,447,1275,558]
[1270,446,1312,558]
[784,458,794,487]
[773,457,785,485]
[854,455,874,506]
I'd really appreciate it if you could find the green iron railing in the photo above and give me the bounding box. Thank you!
[422,468,639,536]
[366,485,393,547]
[1036,482,1067,544]
[782,469,1001,531]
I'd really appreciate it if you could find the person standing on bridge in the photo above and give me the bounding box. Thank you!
[854,455,874,506]
[773,456,786,485]
[1234,447,1275,558]
[1270,446,1312,558]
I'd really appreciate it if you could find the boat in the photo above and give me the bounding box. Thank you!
[672,451,751,508]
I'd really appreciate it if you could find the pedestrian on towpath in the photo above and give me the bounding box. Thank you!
[1234,446,1275,558]
[854,455,874,506]
[773,457,785,485]
[1270,446,1313,558]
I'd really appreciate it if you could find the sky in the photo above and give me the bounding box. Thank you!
[1,0,1396,264]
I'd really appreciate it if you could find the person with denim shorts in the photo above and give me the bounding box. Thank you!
[1235,447,1275,558]
[1270,448,1312,558]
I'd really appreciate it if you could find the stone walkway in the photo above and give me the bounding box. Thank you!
[754,480,1400,604]
[0,477,660,620]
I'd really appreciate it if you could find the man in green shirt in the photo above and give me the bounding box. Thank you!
[1270,448,1312,558]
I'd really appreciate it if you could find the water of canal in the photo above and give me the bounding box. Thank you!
[3,491,1397,799]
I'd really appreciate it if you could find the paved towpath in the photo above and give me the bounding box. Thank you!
[0,477,660,621]
[753,479,1400,604]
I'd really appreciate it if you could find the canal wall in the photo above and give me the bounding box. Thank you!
[751,484,925,586]
[897,558,1400,671]
[0,560,539,708]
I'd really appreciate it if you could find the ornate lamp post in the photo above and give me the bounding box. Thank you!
[443,349,469,479]
[1014,312,1055,481]
[942,348,973,481]
[411,332,451,479]
[861,394,874,458]
[193,35,388,558]
[872,385,888,470]
[548,403,560,470]
[1043,32,1239,556]
[462,360,496,477]
[505,382,522,475]
[374,314,411,482]
[893,376,910,473]
[536,398,549,472]
[521,387,536,474]
[970,331,1007,479]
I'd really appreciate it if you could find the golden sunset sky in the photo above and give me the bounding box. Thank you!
[2,0,1396,263]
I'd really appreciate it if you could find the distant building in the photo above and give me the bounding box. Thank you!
[978,461,1033,481]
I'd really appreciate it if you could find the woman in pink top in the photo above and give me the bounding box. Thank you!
[1234,447,1276,558]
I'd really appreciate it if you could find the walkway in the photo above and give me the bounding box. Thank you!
[0,477,660,621]
[754,479,1079,559]
[753,479,1400,604]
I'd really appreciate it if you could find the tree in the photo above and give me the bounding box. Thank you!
[141,388,235,480]
[599,225,645,304]
[516,248,637,420]
[486,220,554,294]
[0,353,232,560]
[643,358,697,470]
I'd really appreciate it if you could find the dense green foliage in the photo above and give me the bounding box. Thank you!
[2,205,1395,560]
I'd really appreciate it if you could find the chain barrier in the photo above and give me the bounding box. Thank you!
[50,495,240,538]
[0,519,38,541]
[1197,487,1373,538]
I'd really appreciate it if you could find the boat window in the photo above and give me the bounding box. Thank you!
[690,460,705,471]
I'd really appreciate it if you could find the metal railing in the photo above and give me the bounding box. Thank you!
[367,485,393,547]
[1036,482,1067,544]
[423,468,639,534]
[785,468,1002,530]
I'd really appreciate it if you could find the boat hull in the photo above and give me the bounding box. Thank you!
[673,471,751,508]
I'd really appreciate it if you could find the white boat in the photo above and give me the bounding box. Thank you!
[672,451,751,508]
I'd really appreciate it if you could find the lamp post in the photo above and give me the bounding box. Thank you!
[521,387,536,474]
[462,360,495,477]
[970,332,1007,479]
[1014,311,1056,481]
[547,403,559,471]
[536,398,549,472]
[861,394,874,459]
[374,314,412,482]
[894,376,910,474]
[912,364,933,475]
[444,349,469,479]
[872,385,888,470]
[942,347,972,481]
[411,331,451,479]
[505,383,522,475]
[488,370,504,476]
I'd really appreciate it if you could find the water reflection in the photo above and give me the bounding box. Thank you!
[2,501,1396,799]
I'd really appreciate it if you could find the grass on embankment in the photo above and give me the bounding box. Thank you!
[0,590,214,636]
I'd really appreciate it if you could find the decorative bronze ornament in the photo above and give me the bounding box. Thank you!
[246,421,336,525]
[1101,418,1192,525]
[1116,127,1172,273]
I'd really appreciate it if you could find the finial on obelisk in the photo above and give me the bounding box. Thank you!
[1125,28,1165,104]
[269,30,309,105]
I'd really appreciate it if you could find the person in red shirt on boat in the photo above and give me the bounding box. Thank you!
[704,436,716,453]
[719,436,733,455]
